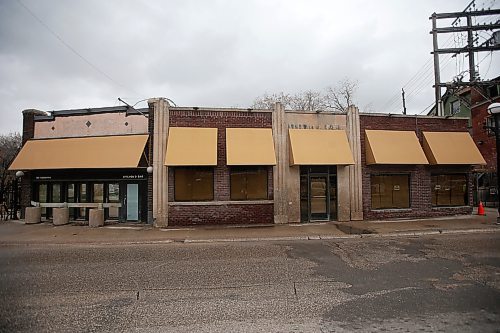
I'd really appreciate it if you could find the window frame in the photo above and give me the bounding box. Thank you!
[450,99,460,115]
[229,166,269,201]
[431,173,468,207]
[173,167,215,202]
[370,173,411,210]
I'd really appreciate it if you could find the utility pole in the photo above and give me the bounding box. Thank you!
[431,13,442,116]
[402,88,407,115]
[430,6,500,111]
[466,15,475,82]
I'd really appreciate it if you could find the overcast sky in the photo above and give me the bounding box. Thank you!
[1,0,498,134]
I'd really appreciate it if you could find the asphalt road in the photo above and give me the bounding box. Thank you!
[0,233,499,332]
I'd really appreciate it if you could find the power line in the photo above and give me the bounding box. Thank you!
[15,0,144,97]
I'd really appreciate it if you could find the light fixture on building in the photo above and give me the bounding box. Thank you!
[146,166,153,174]
[15,171,24,178]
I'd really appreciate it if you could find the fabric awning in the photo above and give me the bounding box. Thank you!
[9,134,148,170]
[165,127,218,166]
[422,131,486,165]
[365,130,429,165]
[288,129,354,165]
[226,128,276,165]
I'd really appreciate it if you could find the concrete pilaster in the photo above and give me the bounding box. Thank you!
[346,106,363,221]
[337,166,351,221]
[272,103,289,224]
[149,98,169,228]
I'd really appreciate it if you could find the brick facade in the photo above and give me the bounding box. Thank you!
[167,109,274,226]
[360,114,473,220]
[471,87,499,172]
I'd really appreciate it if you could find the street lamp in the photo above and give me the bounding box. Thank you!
[13,171,24,220]
[487,102,500,224]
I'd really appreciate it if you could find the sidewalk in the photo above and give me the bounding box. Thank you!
[0,209,498,246]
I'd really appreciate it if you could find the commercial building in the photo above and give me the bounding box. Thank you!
[9,98,486,226]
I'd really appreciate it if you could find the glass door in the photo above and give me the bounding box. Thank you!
[107,183,120,220]
[126,184,139,221]
[309,175,329,221]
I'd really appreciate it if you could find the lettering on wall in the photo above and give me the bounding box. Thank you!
[122,175,145,179]
[287,124,340,130]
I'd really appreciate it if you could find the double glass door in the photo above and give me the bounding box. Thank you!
[300,167,337,222]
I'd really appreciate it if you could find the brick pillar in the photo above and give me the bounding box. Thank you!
[19,109,45,218]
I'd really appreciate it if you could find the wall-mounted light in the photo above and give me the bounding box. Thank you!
[146,166,153,174]
[15,171,24,178]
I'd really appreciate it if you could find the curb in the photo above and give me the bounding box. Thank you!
[0,227,498,247]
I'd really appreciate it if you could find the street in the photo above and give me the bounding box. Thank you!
[0,233,499,332]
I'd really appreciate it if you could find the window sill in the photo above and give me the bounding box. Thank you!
[432,206,471,209]
[370,208,412,213]
[169,200,274,206]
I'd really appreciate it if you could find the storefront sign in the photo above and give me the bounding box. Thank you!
[288,124,340,130]
[122,175,145,179]
[35,176,52,180]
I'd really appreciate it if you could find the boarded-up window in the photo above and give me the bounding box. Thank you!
[431,174,467,206]
[174,167,214,201]
[230,167,268,200]
[371,174,410,209]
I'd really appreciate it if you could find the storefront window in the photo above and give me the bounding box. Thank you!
[38,183,48,217]
[371,174,410,209]
[78,184,88,219]
[230,167,268,200]
[93,183,104,203]
[432,174,467,206]
[52,184,61,203]
[174,167,214,201]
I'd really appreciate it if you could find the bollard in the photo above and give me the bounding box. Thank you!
[25,207,42,224]
[53,207,70,226]
[89,208,104,227]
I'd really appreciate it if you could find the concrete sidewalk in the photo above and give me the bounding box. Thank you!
[0,209,498,245]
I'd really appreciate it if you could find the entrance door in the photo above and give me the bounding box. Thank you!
[309,175,329,221]
[126,184,139,221]
[300,166,338,222]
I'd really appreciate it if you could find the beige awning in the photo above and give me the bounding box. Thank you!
[289,129,354,165]
[8,134,148,170]
[423,131,486,165]
[165,127,218,166]
[365,130,429,165]
[226,128,276,165]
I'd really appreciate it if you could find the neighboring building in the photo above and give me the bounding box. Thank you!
[471,80,500,206]
[428,87,471,120]
[10,99,486,226]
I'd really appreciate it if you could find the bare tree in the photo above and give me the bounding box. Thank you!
[251,92,294,110]
[0,133,22,218]
[251,78,358,112]
[289,90,325,112]
[324,78,358,112]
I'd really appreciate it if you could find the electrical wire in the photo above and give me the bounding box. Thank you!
[15,0,145,98]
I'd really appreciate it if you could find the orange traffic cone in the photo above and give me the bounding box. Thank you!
[478,201,485,216]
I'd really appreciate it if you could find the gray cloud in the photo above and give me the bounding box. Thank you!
[1,0,497,134]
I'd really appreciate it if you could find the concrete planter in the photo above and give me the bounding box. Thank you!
[25,207,42,224]
[53,207,70,226]
[89,209,104,228]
